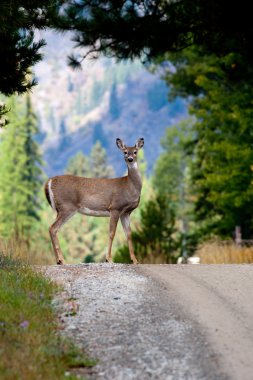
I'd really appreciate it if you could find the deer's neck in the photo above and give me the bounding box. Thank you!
[127,162,142,192]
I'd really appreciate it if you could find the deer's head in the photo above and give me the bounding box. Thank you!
[116,138,144,166]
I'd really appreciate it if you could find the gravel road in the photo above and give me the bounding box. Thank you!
[43,264,253,380]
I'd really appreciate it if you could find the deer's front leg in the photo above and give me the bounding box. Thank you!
[106,211,119,263]
[120,213,138,264]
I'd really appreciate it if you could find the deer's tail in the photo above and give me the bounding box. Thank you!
[44,179,56,210]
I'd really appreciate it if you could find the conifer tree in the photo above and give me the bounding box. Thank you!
[65,151,90,177]
[114,194,177,264]
[0,95,43,243]
[58,1,253,71]
[0,0,59,96]
[159,48,253,238]
[90,141,114,178]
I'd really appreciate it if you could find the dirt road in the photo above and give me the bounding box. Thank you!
[44,264,253,380]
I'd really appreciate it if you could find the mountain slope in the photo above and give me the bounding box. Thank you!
[33,32,187,176]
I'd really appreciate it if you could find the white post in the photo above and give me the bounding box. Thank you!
[235,226,242,246]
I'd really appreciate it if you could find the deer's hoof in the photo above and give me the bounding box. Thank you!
[106,258,113,263]
[57,260,64,265]
[131,260,139,265]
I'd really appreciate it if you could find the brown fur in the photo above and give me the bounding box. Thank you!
[45,138,144,265]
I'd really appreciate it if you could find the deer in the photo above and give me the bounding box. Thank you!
[44,137,144,265]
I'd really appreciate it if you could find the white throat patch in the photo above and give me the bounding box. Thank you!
[128,162,138,169]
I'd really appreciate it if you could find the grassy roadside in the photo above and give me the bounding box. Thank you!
[0,253,95,380]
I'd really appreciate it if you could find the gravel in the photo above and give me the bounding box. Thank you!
[43,264,229,380]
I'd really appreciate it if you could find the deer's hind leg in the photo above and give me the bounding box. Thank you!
[49,210,76,265]
[120,213,138,264]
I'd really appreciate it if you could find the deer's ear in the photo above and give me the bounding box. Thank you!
[135,137,144,150]
[116,138,126,151]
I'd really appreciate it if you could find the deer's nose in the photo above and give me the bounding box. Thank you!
[128,157,133,162]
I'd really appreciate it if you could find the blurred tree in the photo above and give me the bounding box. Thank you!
[65,151,90,177]
[60,214,105,263]
[66,141,114,178]
[153,119,194,207]
[90,141,114,178]
[0,102,9,127]
[159,48,253,239]
[137,194,177,262]
[153,119,197,255]
[114,193,178,264]
[0,95,43,244]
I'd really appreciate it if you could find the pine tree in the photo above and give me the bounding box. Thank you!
[65,151,90,177]
[153,119,197,255]
[0,0,59,95]
[114,194,178,264]
[136,194,177,262]
[57,1,253,71]
[159,47,253,239]
[0,95,43,243]
[90,141,114,178]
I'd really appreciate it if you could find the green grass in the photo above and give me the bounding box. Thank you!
[0,253,96,380]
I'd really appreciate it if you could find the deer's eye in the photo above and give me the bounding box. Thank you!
[133,151,137,155]
[124,151,128,156]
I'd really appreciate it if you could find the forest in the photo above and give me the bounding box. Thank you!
[1,0,253,264]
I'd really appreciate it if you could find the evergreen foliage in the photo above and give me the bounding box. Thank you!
[0,0,60,95]
[90,141,114,178]
[65,151,90,177]
[136,194,177,262]
[0,96,43,243]
[0,102,9,127]
[2,0,253,97]
[114,193,178,264]
[153,119,197,255]
[55,1,253,67]
[153,119,194,208]
[60,214,108,263]
[66,141,114,178]
[158,48,253,239]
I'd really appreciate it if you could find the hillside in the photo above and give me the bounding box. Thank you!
[33,32,187,176]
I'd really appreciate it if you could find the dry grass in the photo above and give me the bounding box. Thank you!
[0,238,31,262]
[195,240,253,264]
[0,238,54,265]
